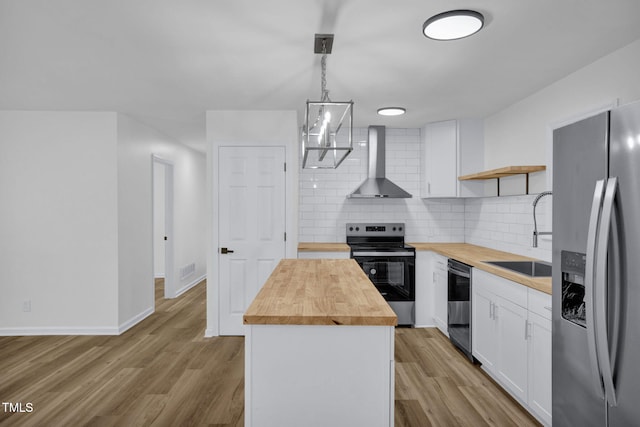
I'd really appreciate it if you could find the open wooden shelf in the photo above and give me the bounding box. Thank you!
[458,165,546,195]
[458,165,546,181]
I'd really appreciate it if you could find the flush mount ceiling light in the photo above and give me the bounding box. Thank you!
[302,34,354,169]
[377,107,406,116]
[423,10,484,41]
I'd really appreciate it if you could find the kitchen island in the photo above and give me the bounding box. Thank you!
[243,258,397,427]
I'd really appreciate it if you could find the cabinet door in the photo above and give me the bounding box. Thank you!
[457,119,485,197]
[415,251,434,327]
[528,312,552,426]
[497,297,529,403]
[297,251,350,259]
[422,120,457,198]
[472,286,498,371]
[432,255,448,335]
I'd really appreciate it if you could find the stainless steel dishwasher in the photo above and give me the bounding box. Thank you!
[447,259,473,361]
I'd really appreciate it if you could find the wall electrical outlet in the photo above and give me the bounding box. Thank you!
[22,300,31,312]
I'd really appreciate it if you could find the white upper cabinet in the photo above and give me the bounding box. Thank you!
[422,120,457,197]
[421,119,485,198]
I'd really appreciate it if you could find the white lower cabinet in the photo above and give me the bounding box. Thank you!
[527,291,552,426]
[472,269,552,426]
[432,253,448,336]
[472,281,499,371]
[496,297,528,402]
[297,251,350,259]
[415,251,434,327]
[415,251,447,332]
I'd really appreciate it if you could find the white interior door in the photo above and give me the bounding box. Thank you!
[153,164,165,278]
[218,146,286,335]
[152,156,174,300]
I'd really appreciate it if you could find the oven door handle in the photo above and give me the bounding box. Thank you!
[352,251,415,257]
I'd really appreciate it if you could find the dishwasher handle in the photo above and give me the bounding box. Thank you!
[447,260,471,279]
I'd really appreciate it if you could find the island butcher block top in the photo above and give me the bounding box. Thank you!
[243,259,397,326]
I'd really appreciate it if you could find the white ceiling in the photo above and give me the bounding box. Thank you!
[2,0,640,152]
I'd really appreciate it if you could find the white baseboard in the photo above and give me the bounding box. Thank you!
[0,306,155,336]
[204,328,218,338]
[174,274,206,298]
[0,326,120,336]
[118,306,154,334]
[0,277,205,337]
[414,323,436,328]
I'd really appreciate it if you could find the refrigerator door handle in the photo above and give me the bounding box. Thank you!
[585,179,606,400]
[595,177,618,407]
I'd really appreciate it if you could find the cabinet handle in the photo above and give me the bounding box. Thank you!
[489,301,493,319]
[525,320,529,340]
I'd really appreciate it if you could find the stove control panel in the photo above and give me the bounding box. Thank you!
[346,222,405,237]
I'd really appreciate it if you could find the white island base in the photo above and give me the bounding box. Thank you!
[245,324,394,427]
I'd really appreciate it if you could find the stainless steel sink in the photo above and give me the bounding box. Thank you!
[484,260,552,277]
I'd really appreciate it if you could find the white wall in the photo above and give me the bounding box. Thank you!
[299,127,465,243]
[117,114,206,329]
[485,37,640,193]
[470,37,640,258]
[0,111,120,334]
[0,111,205,335]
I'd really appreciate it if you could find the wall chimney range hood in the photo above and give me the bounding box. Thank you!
[348,126,412,198]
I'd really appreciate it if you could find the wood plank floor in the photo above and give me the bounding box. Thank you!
[0,279,540,426]
[394,327,540,427]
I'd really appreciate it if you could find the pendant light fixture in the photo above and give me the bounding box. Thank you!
[423,10,484,41]
[302,34,354,169]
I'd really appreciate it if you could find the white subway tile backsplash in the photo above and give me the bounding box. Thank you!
[299,126,553,261]
[465,195,552,261]
[298,127,466,243]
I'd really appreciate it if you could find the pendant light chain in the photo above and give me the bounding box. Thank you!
[320,39,330,102]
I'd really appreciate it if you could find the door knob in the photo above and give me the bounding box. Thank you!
[220,247,235,254]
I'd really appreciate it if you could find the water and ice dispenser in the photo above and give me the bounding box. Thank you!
[561,250,587,327]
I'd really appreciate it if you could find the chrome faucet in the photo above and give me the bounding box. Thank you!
[532,191,553,247]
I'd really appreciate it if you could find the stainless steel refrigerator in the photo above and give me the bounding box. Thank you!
[553,100,640,426]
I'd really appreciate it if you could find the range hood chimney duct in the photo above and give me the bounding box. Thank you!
[348,126,412,198]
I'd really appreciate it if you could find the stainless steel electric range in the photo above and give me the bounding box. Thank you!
[346,223,415,326]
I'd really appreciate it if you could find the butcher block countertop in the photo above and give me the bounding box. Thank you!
[409,243,552,295]
[243,259,398,326]
[297,242,350,252]
[296,242,551,294]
